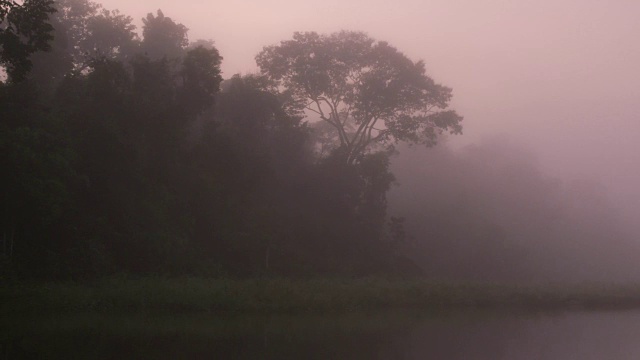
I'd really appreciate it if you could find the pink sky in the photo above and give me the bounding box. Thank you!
[100,0,640,215]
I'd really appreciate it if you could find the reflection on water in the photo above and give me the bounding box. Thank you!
[3,309,640,359]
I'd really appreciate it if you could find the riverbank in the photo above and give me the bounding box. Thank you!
[4,277,640,315]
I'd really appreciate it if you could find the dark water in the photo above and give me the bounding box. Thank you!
[3,309,640,359]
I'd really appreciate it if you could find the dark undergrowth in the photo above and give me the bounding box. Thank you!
[4,277,640,315]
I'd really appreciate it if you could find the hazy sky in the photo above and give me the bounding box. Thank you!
[100,0,640,214]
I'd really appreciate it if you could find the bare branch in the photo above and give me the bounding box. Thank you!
[304,106,322,115]
[314,98,349,146]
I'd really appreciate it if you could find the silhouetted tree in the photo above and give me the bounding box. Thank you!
[141,9,188,60]
[256,31,463,165]
[187,74,312,274]
[179,45,222,115]
[79,8,138,62]
[2,3,443,279]
[25,0,137,92]
[0,0,55,82]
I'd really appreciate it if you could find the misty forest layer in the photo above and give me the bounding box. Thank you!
[0,0,462,279]
[2,0,638,283]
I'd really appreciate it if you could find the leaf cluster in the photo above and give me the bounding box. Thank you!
[0,0,55,81]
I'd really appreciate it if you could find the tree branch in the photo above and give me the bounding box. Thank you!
[314,98,348,147]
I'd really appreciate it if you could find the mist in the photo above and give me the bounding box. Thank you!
[95,0,640,269]
[2,0,639,284]
[7,1,640,357]
[390,137,640,284]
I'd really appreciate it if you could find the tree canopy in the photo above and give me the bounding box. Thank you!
[0,0,55,82]
[256,31,463,164]
[141,9,188,60]
[1,5,462,280]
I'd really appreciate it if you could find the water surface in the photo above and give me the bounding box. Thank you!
[3,309,640,359]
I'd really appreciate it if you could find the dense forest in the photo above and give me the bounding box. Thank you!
[0,0,463,279]
[3,0,638,284]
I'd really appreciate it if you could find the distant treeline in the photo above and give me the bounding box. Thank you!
[2,0,465,279]
[391,139,640,284]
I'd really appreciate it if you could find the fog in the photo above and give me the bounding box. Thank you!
[96,0,639,211]
[391,139,640,283]
[90,0,640,282]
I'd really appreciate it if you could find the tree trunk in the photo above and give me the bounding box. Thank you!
[9,226,14,258]
[264,242,271,271]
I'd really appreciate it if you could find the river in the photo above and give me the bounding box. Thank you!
[3,309,640,359]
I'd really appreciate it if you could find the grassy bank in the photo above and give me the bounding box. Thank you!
[4,277,640,315]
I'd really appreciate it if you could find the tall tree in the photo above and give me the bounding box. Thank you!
[256,31,463,165]
[179,45,222,115]
[79,8,138,63]
[27,0,138,89]
[0,0,55,82]
[141,9,188,61]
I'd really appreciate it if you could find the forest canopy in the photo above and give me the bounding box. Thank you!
[1,0,463,279]
[5,0,633,284]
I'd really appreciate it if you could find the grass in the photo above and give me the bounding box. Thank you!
[4,277,640,315]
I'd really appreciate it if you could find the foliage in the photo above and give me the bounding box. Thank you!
[7,277,640,315]
[80,8,139,62]
[0,0,56,82]
[257,31,463,164]
[0,3,462,279]
[180,45,223,114]
[141,9,188,60]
